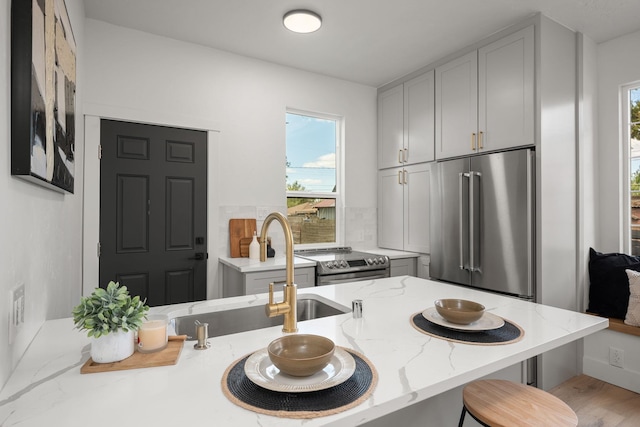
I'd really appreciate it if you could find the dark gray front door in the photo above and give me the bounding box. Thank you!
[99,119,207,306]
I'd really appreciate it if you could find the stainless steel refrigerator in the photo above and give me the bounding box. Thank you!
[430,148,535,301]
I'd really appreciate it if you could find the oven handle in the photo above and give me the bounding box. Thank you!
[317,272,389,286]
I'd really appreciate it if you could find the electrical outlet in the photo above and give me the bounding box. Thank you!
[257,207,269,220]
[609,347,624,368]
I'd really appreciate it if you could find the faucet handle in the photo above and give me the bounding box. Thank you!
[268,281,287,304]
[268,282,275,305]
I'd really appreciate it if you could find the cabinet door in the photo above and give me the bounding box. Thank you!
[404,71,435,165]
[244,267,315,295]
[435,51,478,160]
[390,257,417,277]
[378,85,404,169]
[378,168,405,250]
[404,163,431,253]
[478,25,534,152]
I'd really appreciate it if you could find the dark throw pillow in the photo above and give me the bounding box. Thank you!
[588,248,637,319]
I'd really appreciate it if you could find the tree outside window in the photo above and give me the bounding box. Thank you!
[629,87,640,254]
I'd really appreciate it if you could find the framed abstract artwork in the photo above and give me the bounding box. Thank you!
[11,0,76,193]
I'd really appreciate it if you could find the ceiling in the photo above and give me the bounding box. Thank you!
[83,0,640,88]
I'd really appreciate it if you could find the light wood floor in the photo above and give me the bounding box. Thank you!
[549,375,640,427]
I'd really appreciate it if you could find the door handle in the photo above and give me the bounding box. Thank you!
[459,172,468,270]
[469,171,481,272]
[189,252,207,261]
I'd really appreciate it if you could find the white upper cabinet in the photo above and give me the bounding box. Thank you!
[378,71,435,169]
[436,25,534,160]
[478,25,534,153]
[435,51,478,160]
[404,71,435,165]
[378,85,404,169]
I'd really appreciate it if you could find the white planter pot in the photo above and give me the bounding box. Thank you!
[90,330,135,363]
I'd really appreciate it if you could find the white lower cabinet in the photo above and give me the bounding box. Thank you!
[222,265,315,297]
[390,257,417,277]
[378,162,431,253]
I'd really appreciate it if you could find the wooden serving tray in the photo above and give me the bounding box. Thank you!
[80,335,186,374]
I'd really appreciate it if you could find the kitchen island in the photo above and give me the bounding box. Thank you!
[0,277,607,426]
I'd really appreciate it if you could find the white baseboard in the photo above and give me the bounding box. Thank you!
[583,356,640,394]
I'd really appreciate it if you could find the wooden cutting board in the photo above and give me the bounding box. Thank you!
[239,237,253,257]
[229,218,257,258]
[80,335,187,374]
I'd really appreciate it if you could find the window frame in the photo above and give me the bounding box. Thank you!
[285,108,345,249]
[622,82,640,254]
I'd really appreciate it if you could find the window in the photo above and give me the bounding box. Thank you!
[626,85,640,255]
[286,110,343,247]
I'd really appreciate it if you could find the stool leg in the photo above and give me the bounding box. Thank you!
[458,406,467,427]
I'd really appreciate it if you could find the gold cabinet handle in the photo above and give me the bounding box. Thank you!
[403,148,408,163]
[478,131,484,149]
[398,149,403,164]
[398,170,403,185]
[404,169,408,184]
[471,133,476,151]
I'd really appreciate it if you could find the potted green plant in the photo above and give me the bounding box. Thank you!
[72,281,149,363]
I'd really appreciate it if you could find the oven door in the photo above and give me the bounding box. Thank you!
[316,268,390,286]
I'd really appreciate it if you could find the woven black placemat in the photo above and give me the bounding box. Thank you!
[221,348,377,418]
[411,312,524,345]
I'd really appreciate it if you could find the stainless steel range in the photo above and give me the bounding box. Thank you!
[295,247,390,286]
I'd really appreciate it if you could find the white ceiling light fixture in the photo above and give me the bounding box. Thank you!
[283,9,322,33]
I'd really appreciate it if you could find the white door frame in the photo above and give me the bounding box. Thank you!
[82,103,221,299]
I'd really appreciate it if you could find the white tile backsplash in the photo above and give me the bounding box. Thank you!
[345,207,377,248]
[219,206,377,255]
[219,206,285,257]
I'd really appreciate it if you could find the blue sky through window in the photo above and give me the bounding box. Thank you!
[286,112,336,193]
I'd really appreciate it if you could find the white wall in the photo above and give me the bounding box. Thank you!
[577,33,599,313]
[583,29,640,393]
[535,16,579,391]
[0,0,85,390]
[82,19,378,299]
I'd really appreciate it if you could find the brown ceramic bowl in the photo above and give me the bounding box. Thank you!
[267,334,335,377]
[434,299,485,325]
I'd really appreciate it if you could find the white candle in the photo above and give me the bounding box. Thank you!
[138,317,168,353]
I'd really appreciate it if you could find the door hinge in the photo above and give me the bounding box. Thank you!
[97,242,101,257]
[98,144,102,160]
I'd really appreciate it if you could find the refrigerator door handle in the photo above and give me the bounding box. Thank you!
[469,171,481,272]
[459,172,468,270]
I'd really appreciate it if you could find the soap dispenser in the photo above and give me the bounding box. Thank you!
[249,231,260,260]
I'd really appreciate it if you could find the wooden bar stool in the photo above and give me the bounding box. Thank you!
[458,379,578,427]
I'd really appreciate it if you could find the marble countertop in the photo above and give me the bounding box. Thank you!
[219,255,316,273]
[351,248,422,259]
[0,277,607,427]
[219,248,421,273]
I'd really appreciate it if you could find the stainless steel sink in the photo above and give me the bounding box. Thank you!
[172,295,350,339]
